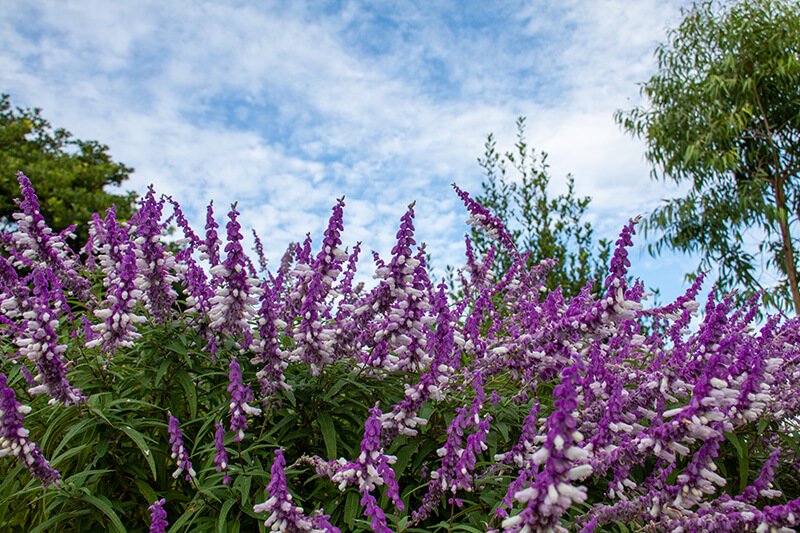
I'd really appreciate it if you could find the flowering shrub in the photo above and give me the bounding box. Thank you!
[0,171,798,532]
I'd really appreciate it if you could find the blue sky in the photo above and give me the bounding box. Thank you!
[1,0,710,303]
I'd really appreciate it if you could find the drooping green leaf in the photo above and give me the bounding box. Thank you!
[317,411,337,460]
[79,494,126,533]
[119,425,157,481]
[217,499,236,533]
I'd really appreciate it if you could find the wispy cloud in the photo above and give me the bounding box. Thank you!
[0,0,700,298]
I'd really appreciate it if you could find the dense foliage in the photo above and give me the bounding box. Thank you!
[1,172,799,532]
[0,94,137,250]
[616,0,800,315]
[463,117,610,300]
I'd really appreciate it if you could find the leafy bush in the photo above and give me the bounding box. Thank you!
[0,94,137,251]
[465,117,610,299]
[0,172,798,532]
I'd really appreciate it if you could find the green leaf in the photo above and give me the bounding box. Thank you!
[283,388,296,407]
[263,414,297,441]
[50,417,100,457]
[88,405,113,426]
[613,520,631,533]
[393,437,421,477]
[236,474,252,508]
[106,398,162,410]
[80,494,126,533]
[29,512,82,533]
[317,411,337,460]
[322,379,348,402]
[155,359,171,388]
[133,478,158,506]
[50,443,93,467]
[197,487,223,504]
[724,431,749,493]
[495,422,509,443]
[0,462,24,495]
[40,406,79,448]
[413,439,441,472]
[344,491,359,528]
[119,425,157,481]
[64,469,114,487]
[166,338,189,358]
[169,500,203,532]
[451,525,485,533]
[217,499,236,533]
[175,370,198,419]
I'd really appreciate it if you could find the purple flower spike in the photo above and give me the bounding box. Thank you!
[87,242,146,355]
[165,195,200,260]
[452,183,518,258]
[208,204,262,349]
[379,282,459,442]
[501,362,592,533]
[131,186,180,323]
[413,383,489,522]
[251,282,291,404]
[254,449,341,532]
[199,202,222,269]
[0,373,60,487]
[167,412,195,481]
[252,229,269,273]
[495,403,541,469]
[323,406,403,532]
[16,270,84,406]
[11,172,90,300]
[288,199,348,376]
[214,422,231,485]
[317,198,347,286]
[361,491,393,533]
[148,499,168,533]
[605,216,639,289]
[228,357,262,441]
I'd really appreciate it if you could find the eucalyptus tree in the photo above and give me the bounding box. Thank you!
[616,0,800,314]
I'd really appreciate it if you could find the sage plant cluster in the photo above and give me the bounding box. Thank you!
[0,172,798,532]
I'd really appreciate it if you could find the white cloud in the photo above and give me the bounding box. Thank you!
[0,0,707,303]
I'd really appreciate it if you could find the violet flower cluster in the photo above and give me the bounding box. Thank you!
[213,421,231,485]
[365,203,434,374]
[131,186,180,323]
[0,373,60,487]
[250,282,291,403]
[287,199,348,375]
[168,196,214,318]
[413,382,491,522]
[452,183,518,258]
[148,498,168,533]
[253,449,340,532]
[10,172,90,300]
[208,203,263,350]
[500,362,592,533]
[227,357,262,441]
[379,282,460,442]
[328,406,403,533]
[167,412,195,481]
[15,270,84,406]
[85,209,146,355]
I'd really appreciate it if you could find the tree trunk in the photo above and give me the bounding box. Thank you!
[774,175,800,314]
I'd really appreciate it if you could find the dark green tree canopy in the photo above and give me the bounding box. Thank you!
[616,0,800,314]
[0,94,137,250]
[462,117,610,299]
